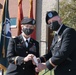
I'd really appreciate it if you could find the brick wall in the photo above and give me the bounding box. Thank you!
[0,0,36,36]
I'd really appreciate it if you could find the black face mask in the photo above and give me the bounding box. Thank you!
[22,28,34,35]
[50,21,60,31]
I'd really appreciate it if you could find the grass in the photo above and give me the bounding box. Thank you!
[39,69,54,75]
[4,69,54,75]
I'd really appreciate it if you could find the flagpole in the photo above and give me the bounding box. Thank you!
[56,0,59,14]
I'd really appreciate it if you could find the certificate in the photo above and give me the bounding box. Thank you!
[33,56,38,66]
[0,69,3,75]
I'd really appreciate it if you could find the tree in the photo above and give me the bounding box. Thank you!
[59,0,76,29]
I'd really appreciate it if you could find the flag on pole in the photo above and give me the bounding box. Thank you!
[17,0,23,35]
[0,0,11,57]
[29,0,36,39]
[0,0,11,72]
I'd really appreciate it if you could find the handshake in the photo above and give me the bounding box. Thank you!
[23,54,40,66]
[24,54,47,72]
[23,54,47,72]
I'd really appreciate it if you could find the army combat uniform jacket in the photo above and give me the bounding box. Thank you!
[40,25,76,75]
[6,34,39,75]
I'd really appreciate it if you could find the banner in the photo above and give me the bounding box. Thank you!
[0,0,11,73]
[29,0,36,39]
[17,0,23,35]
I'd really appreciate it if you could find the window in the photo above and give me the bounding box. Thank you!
[10,18,17,28]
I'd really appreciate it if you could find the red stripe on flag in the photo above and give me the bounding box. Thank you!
[17,0,23,35]
[29,0,36,40]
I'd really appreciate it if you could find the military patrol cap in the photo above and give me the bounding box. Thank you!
[21,17,36,25]
[46,11,58,24]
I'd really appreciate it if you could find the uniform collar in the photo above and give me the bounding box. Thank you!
[57,24,67,35]
[22,33,31,42]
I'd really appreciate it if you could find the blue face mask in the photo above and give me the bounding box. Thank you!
[49,21,60,31]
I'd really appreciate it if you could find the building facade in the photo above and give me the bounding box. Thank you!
[0,0,58,56]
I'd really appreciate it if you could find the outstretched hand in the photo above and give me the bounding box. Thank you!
[24,54,34,62]
[35,63,47,72]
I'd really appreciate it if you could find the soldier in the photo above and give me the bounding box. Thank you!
[35,11,76,75]
[6,17,39,75]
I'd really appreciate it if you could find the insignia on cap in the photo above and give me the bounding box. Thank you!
[48,12,53,18]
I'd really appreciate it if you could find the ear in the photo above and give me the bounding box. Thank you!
[60,17,62,24]
[21,25,23,28]
[60,17,62,21]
